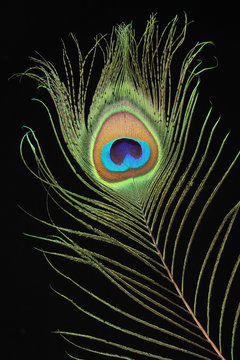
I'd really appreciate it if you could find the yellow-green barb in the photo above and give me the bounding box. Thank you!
[20,13,239,360]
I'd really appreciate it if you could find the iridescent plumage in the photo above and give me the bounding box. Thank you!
[20,14,239,360]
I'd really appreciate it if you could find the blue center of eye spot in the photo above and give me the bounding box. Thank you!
[101,137,151,172]
[110,138,142,164]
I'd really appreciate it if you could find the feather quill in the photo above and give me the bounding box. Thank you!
[20,13,239,360]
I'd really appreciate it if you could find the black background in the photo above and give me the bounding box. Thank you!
[5,2,240,360]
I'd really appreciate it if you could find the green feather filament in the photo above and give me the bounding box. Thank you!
[19,13,240,360]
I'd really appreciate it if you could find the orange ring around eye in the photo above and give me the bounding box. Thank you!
[93,111,158,182]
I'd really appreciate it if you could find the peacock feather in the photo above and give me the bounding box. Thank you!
[20,14,239,360]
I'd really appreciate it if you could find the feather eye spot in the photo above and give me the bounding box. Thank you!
[93,108,159,182]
